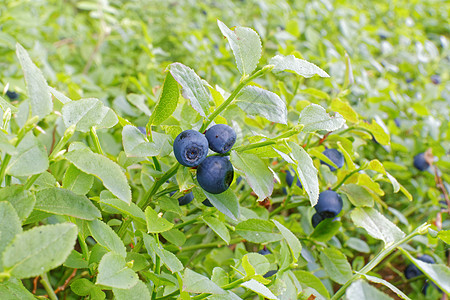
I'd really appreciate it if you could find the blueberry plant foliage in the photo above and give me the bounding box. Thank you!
[0,1,450,299]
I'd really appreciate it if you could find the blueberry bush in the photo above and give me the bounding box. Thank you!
[0,0,449,299]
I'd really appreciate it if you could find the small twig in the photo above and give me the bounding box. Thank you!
[54,269,77,294]
[48,126,58,155]
[433,165,450,214]
[318,131,331,145]
[32,276,39,294]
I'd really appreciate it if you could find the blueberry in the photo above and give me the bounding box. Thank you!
[197,156,234,194]
[258,248,271,255]
[170,191,194,206]
[413,152,430,171]
[394,118,401,128]
[431,74,441,85]
[137,126,146,134]
[314,190,343,219]
[405,254,436,279]
[5,90,19,100]
[202,199,213,207]
[406,78,414,83]
[311,213,324,228]
[205,124,236,154]
[173,130,209,167]
[320,149,344,171]
[286,167,302,189]
[263,270,278,278]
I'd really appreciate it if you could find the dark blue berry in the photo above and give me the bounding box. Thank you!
[431,75,441,85]
[258,248,271,255]
[170,191,194,206]
[205,124,236,154]
[202,199,213,207]
[405,254,435,279]
[320,149,344,171]
[286,167,302,189]
[137,127,146,134]
[413,153,429,171]
[311,213,323,228]
[173,130,209,167]
[315,190,343,219]
[5,90,19,100]
[197,156,234,194]
[394,118,401,128]
[263,270,278,278]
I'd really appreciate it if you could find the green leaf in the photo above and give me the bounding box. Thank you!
[217,20,262,75]
[0,202,22,270]
[230,151,274,201]
[161,228,186,247]
[16,43,53,120]
[438,230,450,244]
[299,104,345,132]
[145,206,174,233]
[241,279,277,300]
[331,98,359,123]
[65,149,132,204]
[61,98,118,132]
[0,131,16,155]
[71,278,96,296]
[64,250,89,269]
[113,280,151,300]
[35,187,101,220]
[100,197,146,225]
[2,223,77,278]
[402,250,450,294]
[272,220,301,262]
[176,166,196,191]
[340,184,374,207]
[88,219,126,258]
[0,185,35,221]
[235,219,282,243]
[7,132,49,177]
[62,164,94,195]
[202,188,240,222]
[0,95,18,113]
[299,88,330,100]
[319,247,353,284]
[244,253,270,276]
[126,94,152,116]
[288,142,319,206]
[360,273,411,300]
[359,120,390,145]
[202,216,230,244]
[96,252,138,289]
[269,54,329,78]
[351,207,405,246]
[183,268,226,295]
[149,71,179,125]
[310,219,342,242]
[241,255,256,277]
[294,270,329,298]
[346,279,393,300]
[235,86,287,124]
[49,86,72,104]
[122,125,159,157]
[142,233,183,273]
[346,237,370,253]
[0,277,35,300]
[168,63,211,117]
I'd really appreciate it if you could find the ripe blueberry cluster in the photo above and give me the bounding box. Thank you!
[173,124,236,197]
[404,254,442,294]
[311,190,343,228]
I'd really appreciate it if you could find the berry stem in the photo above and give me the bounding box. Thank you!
[40,272,58,300]
[200,65,274,132]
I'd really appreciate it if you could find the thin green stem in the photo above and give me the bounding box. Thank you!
[89,127,104,155]
[200,65,274,132]
[48,125,75,161]
[332,167,363,191]
[78,235,90,262]
[0,155,12,186]
[23,174,41,190]
[330,222,431,300]
[40,273,58,300]
[139,163,180,209]
[180,238,242,252]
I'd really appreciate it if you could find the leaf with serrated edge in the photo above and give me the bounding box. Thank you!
[35,188,101,220]
[183,268,226,295]
[230,151,274,201]
[16,43,52,119]
[319,247,353,285]
[202,216,230,244]
[273,219,302,262]
[0,202,22,270]
[346,280,393,300]
[288,142,319,206]
[113,280,151,300]
[217,20,262,75]
[203,188,240,221]
[2,223,77,278]
[65,149,131,204]
[360,273,411,300]
[88,219,126,258]
[235,219,282,243]
[145,206,174,233]
[122,125,159,157]
[299,104,345,132]
[241,279,277,300]
[149,71,179,125]
[351,207,405,246]
[96,252,138,289]
[168,63,210,117]
[236,86,287,124]
[270,54,329,78]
